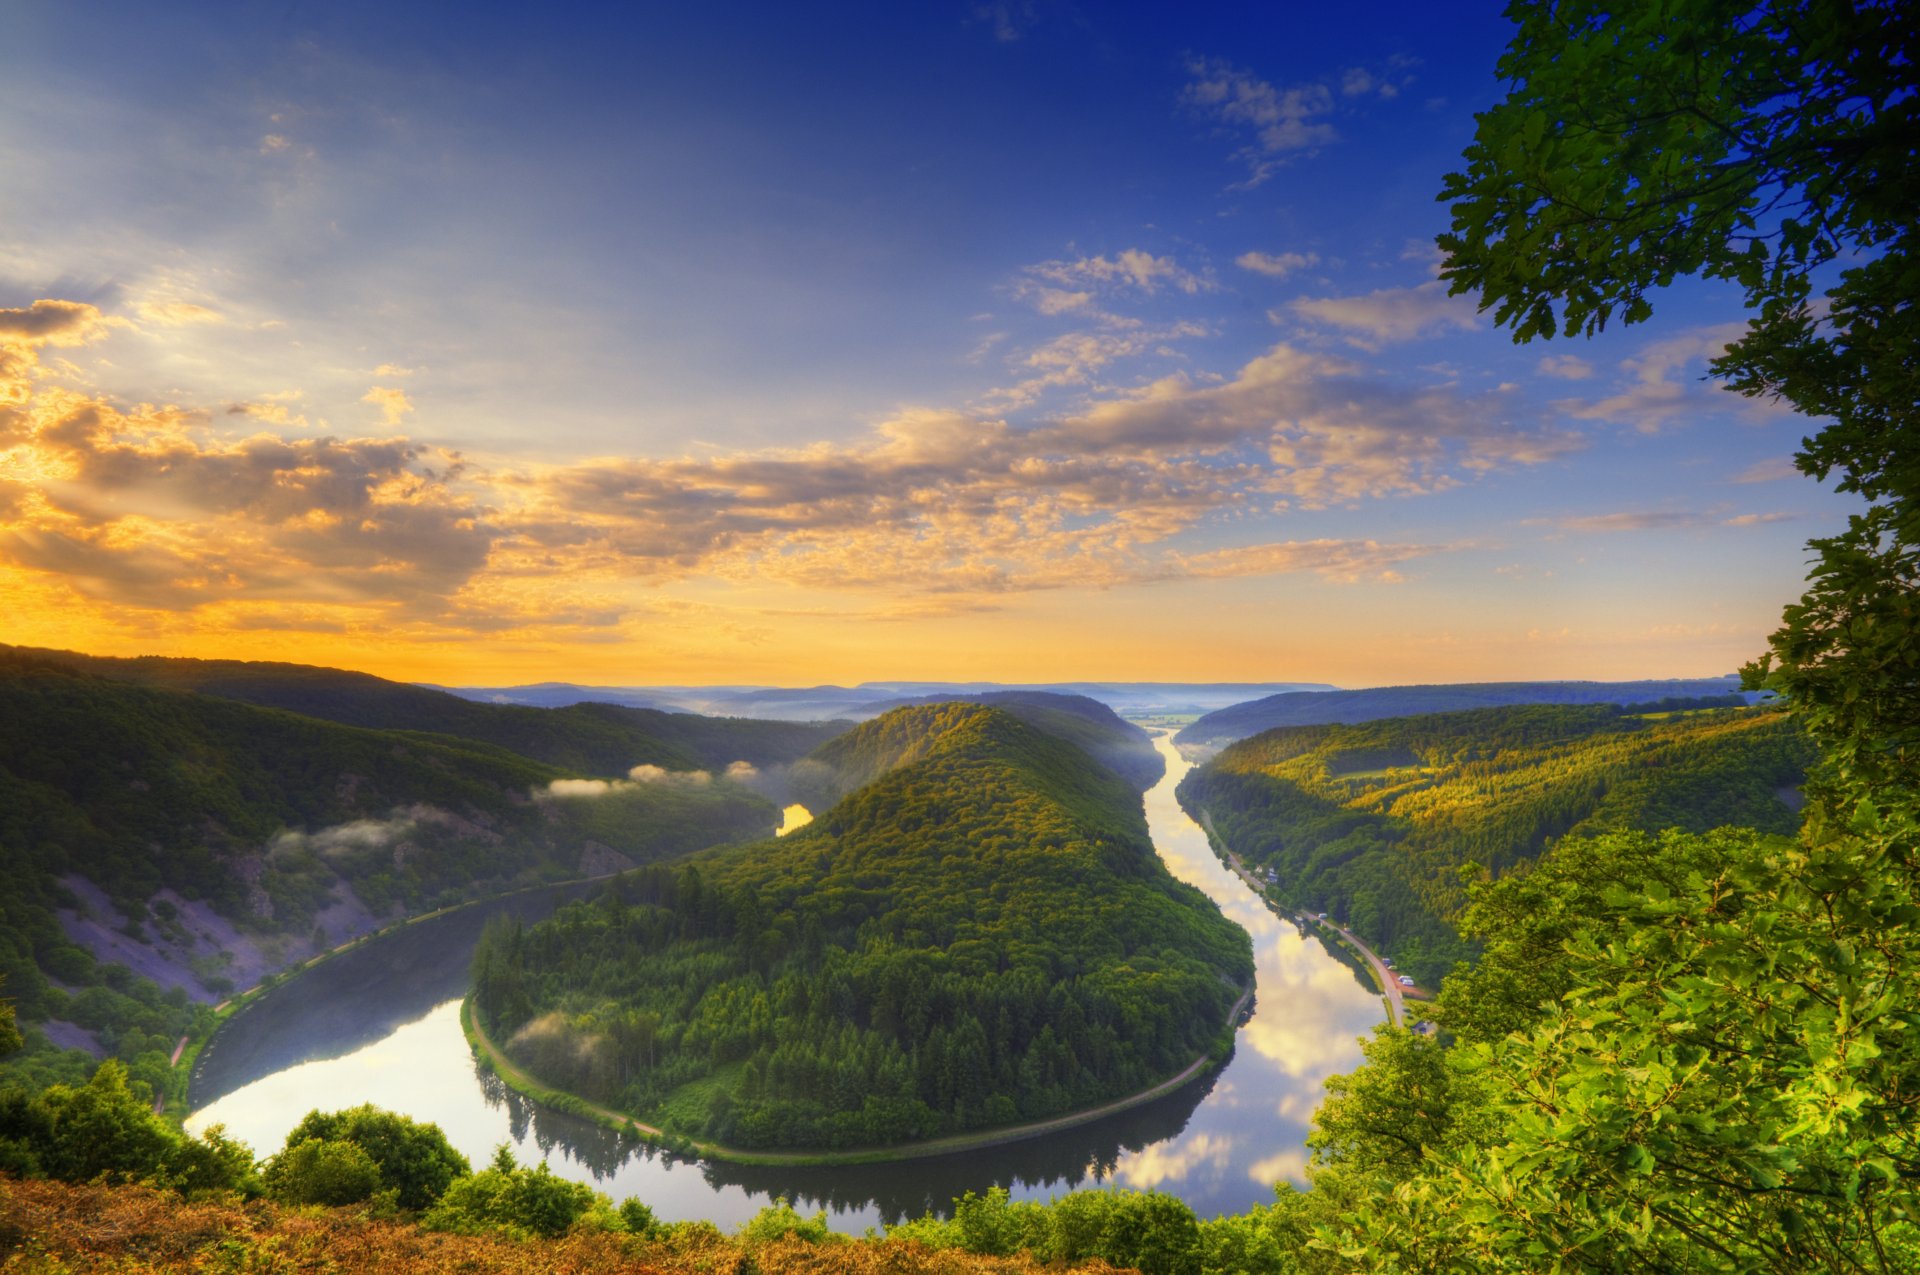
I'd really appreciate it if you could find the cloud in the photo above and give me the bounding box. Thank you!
[986,321,1208,408]
[1236,251,1319,280]
[540,765,717,799]
[516,341,1572,597]
[1565,323,1769,433]
[1536,354,1593,380]
[0,299,112,347]
[270,813,419,861]
[1732,456,1801,484]
[362,385,413,426]
[373,364,416,377]
[1552,511,1707,533]
[136,300,224,327]
[1,298,1580,635]
[1723,512,1795,527]
[1019,250,1212,310]
[1184,57,1336,186]
[1283,280,1479,348]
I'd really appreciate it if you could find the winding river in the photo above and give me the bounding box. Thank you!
[186,733,1384,1227]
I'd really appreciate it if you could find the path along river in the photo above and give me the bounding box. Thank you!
[187,734,1385,1228]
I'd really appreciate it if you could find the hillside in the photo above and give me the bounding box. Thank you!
[471,705,1253,1151]
[835,690,1163,791]
[0,645,850,775]
[0,651,776,1096]
[1174,677,1750,750]
[1177,703,1814,985]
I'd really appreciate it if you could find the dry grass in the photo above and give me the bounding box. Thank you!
[0,1177,1127,1275]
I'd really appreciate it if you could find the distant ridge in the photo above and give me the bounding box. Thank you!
[442,679,1338,720]
[1,646,848,775]
[1175,677,1753,749]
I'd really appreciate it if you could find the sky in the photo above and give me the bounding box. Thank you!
[0,1,1860,687]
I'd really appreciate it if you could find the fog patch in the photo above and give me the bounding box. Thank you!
[270,812,418,862]
[724,760,758,782]
[537,765,719,800]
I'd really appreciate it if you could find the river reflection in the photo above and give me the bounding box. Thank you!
[188,734,1383,1228]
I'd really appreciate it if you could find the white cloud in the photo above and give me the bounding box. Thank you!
[1023,249,1211,301]
[1566,322,1753,433]
[1183,57,1337,186]
[1732,456,1801,484]
[1236,250,1319,280]
[1536,354,1593,380]
[1283,280,1480,348]
[361,385,413,426]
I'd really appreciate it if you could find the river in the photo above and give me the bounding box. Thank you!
[186,733,1384,1227]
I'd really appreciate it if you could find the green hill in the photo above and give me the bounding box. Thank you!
[1174,678,1750,750]
[471,704,1253,1151]
[852,690,1164,790]
[0,650,776,1097]
[0,645,850,776]
[1177,703,1814,985]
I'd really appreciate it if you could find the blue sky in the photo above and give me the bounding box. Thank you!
[0,1,1857,685]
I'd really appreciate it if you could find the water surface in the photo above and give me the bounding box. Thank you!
[188,734,1382,1226]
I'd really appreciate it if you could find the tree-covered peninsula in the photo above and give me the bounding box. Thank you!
[471,703,1253,1152]
[1179,703,1814,985]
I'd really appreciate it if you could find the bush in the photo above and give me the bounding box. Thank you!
[264,1137,381,1206]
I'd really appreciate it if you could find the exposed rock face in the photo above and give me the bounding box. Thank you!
[55,874,401,1004]
[577,840,636,878]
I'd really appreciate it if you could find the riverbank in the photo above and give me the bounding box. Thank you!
[178,871,625,1120]
[461,984,1252,1168]
[1190,806,1424,1026]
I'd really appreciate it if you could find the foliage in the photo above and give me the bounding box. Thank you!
[887,1185,1204,1275]
[420,1144,608,1239]
[1436,0,1919,814]
[739,1196,844,1247]
[0,1174,1095,1273]
[275,1105,469,1211]
[265,1136,384,1207]
[0,1059,255,1195]
[474,705,1252,1149]
[1180,703,1811,984]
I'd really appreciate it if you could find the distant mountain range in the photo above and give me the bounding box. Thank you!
[430,680,1338,720]
[1174,677,1757,750]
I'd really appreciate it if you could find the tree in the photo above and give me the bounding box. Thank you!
[277,1105,469,1211]
[1439,0,1919,786]
[264,1137,383,1207]
[1268,6,1920,1267]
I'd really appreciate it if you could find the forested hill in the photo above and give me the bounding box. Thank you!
[1178,703,1814,986]
[472,704,1253,1151]
[845,691,1162,790]
[1174,677,1750,750]
[0,645,850,775]
[0,651,775,1096]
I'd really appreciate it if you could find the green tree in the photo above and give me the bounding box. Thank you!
[420,1143,605,1239]
[264,1137,383,1206]
[277,1105,469,1211]
[1438,0,1919,789]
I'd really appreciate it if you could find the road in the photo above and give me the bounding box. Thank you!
[1197,808,1414,1026]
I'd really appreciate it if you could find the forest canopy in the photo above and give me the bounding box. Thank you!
[471,704,1252,1151]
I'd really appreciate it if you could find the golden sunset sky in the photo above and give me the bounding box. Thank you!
[0,3,1856,687]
